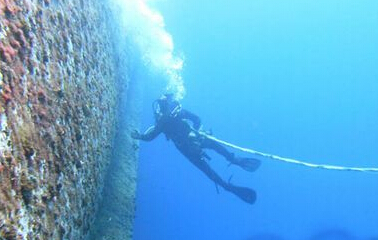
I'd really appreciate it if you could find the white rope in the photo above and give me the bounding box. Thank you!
[207,135,378,173]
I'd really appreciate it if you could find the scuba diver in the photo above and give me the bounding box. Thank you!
[131,94,260,204]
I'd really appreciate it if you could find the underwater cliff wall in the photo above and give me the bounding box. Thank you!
[89,68,141,240]
[0,0,137,239]
[88,15,141,238]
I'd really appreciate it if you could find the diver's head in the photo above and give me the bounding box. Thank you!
[160,93,174,102]
[152,93,181,120]
[157,94,173,113]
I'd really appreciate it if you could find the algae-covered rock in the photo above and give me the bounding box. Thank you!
[0,0,138,239]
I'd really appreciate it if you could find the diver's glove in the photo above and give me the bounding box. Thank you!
[131,129,141,139]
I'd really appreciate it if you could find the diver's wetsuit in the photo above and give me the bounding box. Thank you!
[137,108,256,204]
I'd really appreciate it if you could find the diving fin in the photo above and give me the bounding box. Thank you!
[228,185,256,204]
[233,157,261,172]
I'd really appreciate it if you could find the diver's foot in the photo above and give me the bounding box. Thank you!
[228,184,256,204]
[232,157,261,172]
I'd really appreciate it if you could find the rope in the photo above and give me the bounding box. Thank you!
[206,135,378,173]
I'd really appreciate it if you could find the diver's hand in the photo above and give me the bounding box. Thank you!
[131,130,141,139]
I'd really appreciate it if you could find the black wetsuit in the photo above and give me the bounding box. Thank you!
[138,108,256,204]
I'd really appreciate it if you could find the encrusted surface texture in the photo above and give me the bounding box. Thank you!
[0,0,135,239]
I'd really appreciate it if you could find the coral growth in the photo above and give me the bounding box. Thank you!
[0,44,17,62]
[1,84,11,104]
[1,0,123,239]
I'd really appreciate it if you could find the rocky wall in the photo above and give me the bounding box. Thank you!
[0,0,122,239]
[89,63,141,240]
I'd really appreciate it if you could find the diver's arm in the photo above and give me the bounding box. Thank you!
[132,125,162,141]
[180,109,202,131]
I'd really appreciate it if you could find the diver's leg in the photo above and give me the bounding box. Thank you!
[201,136,235,162]
[185,154,256,204]
[188,155,229,189]
[201,135,261,172]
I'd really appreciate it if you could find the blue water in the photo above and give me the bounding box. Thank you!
[132,1,378,239]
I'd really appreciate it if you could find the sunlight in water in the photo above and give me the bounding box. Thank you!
[110,0,185,99]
